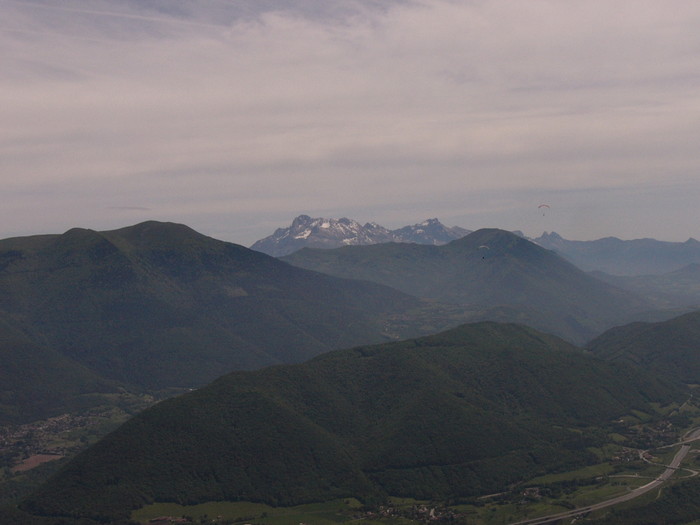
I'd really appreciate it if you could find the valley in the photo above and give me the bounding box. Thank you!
[1,221,700,524]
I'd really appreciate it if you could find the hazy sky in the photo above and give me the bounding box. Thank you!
[2,0,699,245]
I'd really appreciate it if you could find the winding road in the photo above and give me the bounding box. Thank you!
[510,427,700,525]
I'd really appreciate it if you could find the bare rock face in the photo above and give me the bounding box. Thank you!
[251,215,471,256]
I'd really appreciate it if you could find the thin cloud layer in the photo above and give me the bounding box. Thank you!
[1,0,699,244]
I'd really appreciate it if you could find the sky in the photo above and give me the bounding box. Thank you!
[2,0,699,246]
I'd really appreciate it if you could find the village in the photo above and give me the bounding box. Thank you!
[1,412,104,473]
[359,503,466,523]
[1,393,158,476]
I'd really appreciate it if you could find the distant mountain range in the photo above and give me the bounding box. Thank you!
[250,215,471,256]
[252,216,700,276]
[282,228,652,343]
[21,322,683,523]
[534,231,700,275]
[2,221,696,426]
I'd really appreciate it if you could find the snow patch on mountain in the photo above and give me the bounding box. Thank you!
[251,215,472,257]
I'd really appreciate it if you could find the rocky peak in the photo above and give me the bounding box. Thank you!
[251,216,471,257]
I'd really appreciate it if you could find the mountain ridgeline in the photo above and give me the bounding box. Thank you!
[283,228,652,343]
[251,215,471,256]
[0,221,425,420]
[252,217,700,275]
[535,231,700,276]
[21,322,683,523]
[1,220,693,426]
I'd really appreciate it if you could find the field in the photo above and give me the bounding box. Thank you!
[132,499,366,525]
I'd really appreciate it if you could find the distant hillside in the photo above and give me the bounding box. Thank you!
[535,231,700,276]
[21,322,682,523]
[251,215,471,256]
[283,229,651,343]
[0,221,423,394]
[592,263,700,310]
[587,310,700,383]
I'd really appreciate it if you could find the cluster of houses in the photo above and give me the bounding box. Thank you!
[359,503,463,522]
[1,413,84,472]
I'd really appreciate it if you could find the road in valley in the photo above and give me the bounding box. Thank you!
[509,427,700,525]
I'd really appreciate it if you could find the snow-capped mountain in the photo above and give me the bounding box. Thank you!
[251,215,472,256]
[392,218,471,245]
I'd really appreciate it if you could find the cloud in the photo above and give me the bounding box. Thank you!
[1,0,699,243]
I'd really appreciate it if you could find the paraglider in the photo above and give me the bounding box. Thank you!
[538,204,550,216]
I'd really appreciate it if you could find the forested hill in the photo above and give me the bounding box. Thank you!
[21,322,683,523]
[0,221,421,393]
[587,310,700,383]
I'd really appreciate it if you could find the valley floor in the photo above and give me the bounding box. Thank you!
[131,410,700,525]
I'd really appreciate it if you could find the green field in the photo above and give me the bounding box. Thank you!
[526,462,615,485]
[132,499,365,525]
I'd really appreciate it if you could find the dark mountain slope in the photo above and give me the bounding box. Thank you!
[0,221,421,390]
[587,310,700,383]
[0,315,119,424]
[283,229,650,343]
[22,322,682,522]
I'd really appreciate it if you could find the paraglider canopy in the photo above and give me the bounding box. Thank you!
[538,204,550,216]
